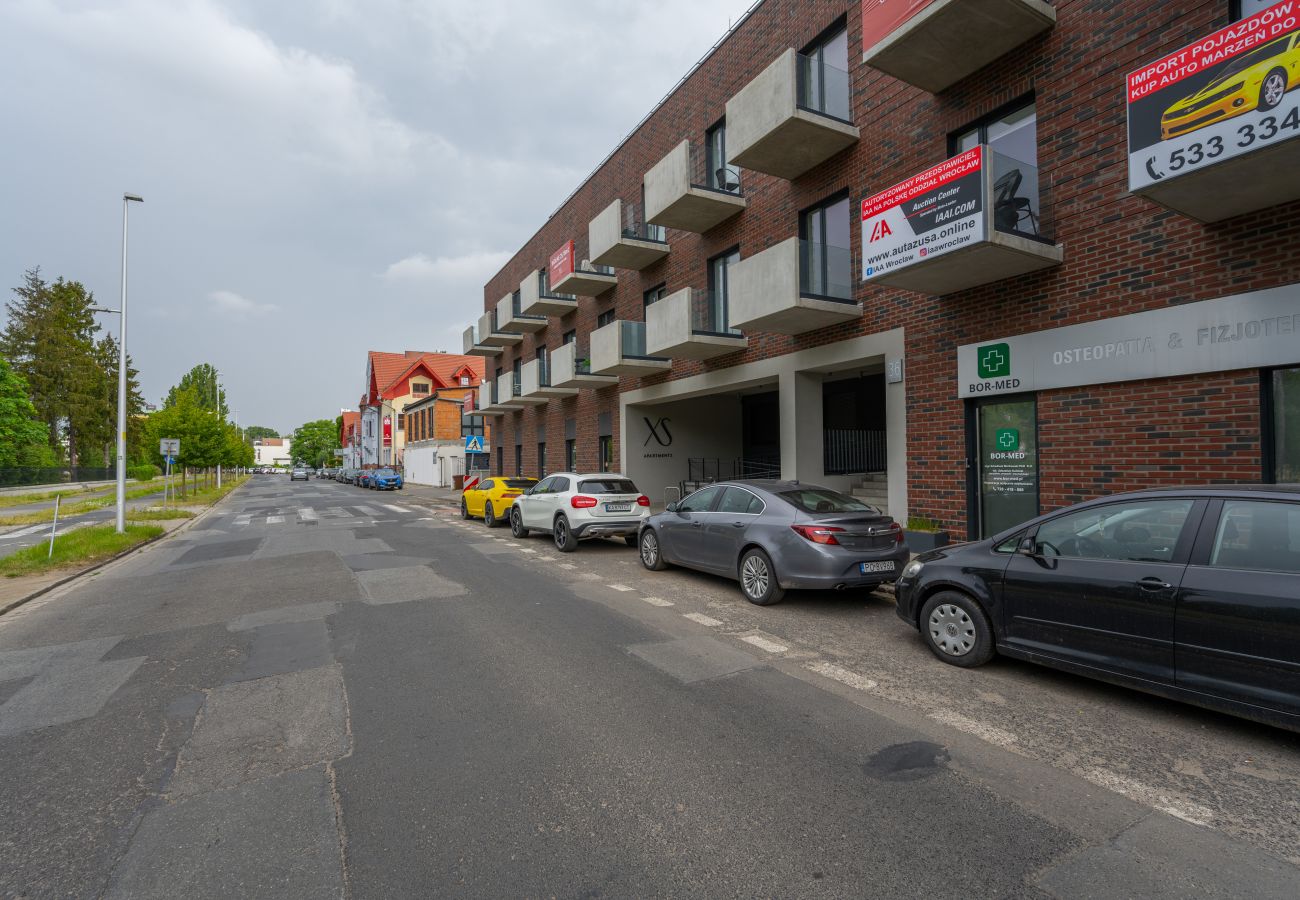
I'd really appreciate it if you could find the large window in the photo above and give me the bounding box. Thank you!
[565,438,576,471]
[597,309,616,329]
[514,444,522,477]
[643,283,667,317]
[537,442,546,476]
[1270,367,1300,482]
[706,120,739,193]
[798,22,849,120]
[536,346,549,385]
[799,193,851,300]
[511,358,522,396]
[462,415,484,438]
[954,101,1042,240]
[598,435,613,472]
[562,329,576,345]
[706,249,741,334]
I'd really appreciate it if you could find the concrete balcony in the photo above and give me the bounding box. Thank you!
[862,0,1056,94]
[496,372,527,409]
[496,293,546,334]
[553,262,617,297]
[473,381,506,417]
[520,358,578,401]
[519,271,578,317]
[479,311,522,348]
[588,199,670,270]
[551,341,618,388]
[462,323,502,357]
[729,237,862,335]
[860,145,1063,295]
[645,287,748,360]
[644,140,746,233]
[590,320,672,376]
[725,48,859,181]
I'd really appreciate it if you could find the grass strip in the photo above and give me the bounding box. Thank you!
[0,480,186,526]
[127,508,195,520]
[0,479,162,510]
[0,524,163,578]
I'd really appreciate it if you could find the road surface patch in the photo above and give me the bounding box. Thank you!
[356,565,467,604]
[627,636,761,684]
[0,635,145,737]
[228,601,343,632]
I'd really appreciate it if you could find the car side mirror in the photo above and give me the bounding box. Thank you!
[1017,537,1040,557]
[665,501,678,513]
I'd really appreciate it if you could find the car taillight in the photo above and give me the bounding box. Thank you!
[636,495,650,507]
[503,492,519,498]
[791,524,844,545]
[889,522,903,544]
[571,495,598,508]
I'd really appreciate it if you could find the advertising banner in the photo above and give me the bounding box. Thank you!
[548,240,575,288]
[861,146,985,280]
[1127,1,1300,193]
[861,0,938,55]
[382,415,392,447]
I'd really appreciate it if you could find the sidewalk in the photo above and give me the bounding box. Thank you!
[395,483,462,509]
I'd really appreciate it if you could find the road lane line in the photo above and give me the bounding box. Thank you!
[382,504,409,514]
[683,613,722,626]
[353,505,379,516]
[806,661,877,692]
[640,596,674,607]
[298,508,318,522]
[740,635,788,654]
[1082,767,1214,826]
[265,515,285,524]
[233,515,251,527]
[557,563,576,570]
[927,710,1017,749]
[608,584,635,592]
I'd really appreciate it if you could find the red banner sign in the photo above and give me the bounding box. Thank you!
[382,415,392,447]
[862,0,939,54]
[548,240,575,288]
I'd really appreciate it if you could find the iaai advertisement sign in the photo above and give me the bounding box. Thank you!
[1127,1,1300,194]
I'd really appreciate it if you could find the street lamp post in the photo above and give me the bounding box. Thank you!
[115,193,144,534]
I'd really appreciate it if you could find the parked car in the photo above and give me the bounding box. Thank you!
[462,477,537,527]
[341,469,358,484]
[895,485,1300,733]
[639,480,907,605]
[370,468,403,490]
[510,472,649,552]
[290,466,309,482]
[357,470,375,488]
[1161,31,1300,140]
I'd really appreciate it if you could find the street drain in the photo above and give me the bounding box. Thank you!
[862,741,950,782]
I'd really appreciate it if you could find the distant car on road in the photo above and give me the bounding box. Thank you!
[290,467,309,482]
[639,480,907,605]
[894,485,1300,734]
[370,468,403,491]
[510,472,649,552]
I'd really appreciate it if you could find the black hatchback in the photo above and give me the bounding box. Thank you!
[895,485,1300,733]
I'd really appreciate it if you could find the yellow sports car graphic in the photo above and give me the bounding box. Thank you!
[461,476,537,527]
[1161,31,1300,141]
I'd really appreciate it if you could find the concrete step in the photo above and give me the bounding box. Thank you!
[855,471,888,485]
[851,487,888,500]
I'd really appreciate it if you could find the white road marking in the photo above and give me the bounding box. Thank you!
[557,563,576,570]
[640,596,674,607]
[353,505,379,516]
[806,661,878,692]
[265,515,285,524]
[683,612,722,626]
[3,525,52,538]
[1082,767,1215,827]
[382,504,409,514]
[517,548,537,554]
[233,515,251,527]
[323,507,352,519]
[740,635,788,654]
[928,710,1018,749]
[298,508,318,522]
[608,584,635,592]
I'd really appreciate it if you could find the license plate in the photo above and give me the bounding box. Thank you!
[859,561,895,574]
[605,503,631,512]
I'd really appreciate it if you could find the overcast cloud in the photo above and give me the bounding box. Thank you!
[0,0,756,433]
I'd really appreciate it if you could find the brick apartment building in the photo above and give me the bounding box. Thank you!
[463,0,1300,539]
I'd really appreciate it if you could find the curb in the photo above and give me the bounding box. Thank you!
[0,481,248,619]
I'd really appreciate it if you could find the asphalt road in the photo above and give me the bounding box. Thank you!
[1,477,1297,898]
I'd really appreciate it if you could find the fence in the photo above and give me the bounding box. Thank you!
[823,429,886,475]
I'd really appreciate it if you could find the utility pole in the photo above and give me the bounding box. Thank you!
[111,193,143,534]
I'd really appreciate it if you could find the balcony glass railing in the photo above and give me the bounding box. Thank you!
[693,290,742,336]
[574,347,593,375]
[620,321,663,360]
[990,149,1050,244]
[690,142,742,196]
[622,203,667,243]
[797,52,851,122]
[539,273,576,301]
[538,357,551,387]
[799,240,854,302]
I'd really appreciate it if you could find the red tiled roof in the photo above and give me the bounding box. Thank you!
[366,350,485,401]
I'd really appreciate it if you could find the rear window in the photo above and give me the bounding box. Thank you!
[376,469,396,476]
[778,488,873,514]
[579,479,637,494]
[503,479,536,489]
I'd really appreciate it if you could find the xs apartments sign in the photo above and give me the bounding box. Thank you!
[957,285,1300,398]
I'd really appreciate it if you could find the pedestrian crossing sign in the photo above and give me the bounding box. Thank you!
[464,435,484,452]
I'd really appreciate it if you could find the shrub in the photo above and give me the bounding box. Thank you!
[129,464,161,481]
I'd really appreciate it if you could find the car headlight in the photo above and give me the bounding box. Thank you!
[901,560,924,580]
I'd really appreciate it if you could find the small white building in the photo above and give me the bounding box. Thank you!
[253,438,293,467]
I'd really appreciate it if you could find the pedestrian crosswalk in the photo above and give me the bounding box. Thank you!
[229,503,418,527]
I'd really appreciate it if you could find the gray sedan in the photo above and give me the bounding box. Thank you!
[638,480,910,605]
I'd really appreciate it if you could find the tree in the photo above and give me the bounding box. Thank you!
[165,363,228,418]
[291,419,341,468]
[243,425,279,443]
[1,269,108,464]
[145,386,225,493]
[0,355,56,467]
[77,334,145,466]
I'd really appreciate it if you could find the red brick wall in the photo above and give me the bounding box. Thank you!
[480,0,1300,533]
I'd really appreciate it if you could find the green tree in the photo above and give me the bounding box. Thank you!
[0,355,56,467]
[243,425,279,443]
[76,334,145,466]
[290,419,341,468]
[145,386,226,492]
[165,363,228,418]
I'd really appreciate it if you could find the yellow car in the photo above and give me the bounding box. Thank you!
[461,476,537,527]
[1161,31,1300,141]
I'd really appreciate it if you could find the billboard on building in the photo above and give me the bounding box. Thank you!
[861,146,985,280]
[861,0,938,54]
[382,415,392,447]
[1127,2,1300,193]
[548,240,575,288]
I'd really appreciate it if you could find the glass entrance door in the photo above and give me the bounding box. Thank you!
[974,397,1039,538]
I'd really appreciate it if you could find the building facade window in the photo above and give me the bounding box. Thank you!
[514,443,523,476]
[706,248,741,333]
[953,100,1043,240]
[799,193,851,300]
[512,358,522,396]
[562,329,576,345]
[396,413,405,431]
[643,283,667,318]
[798,22,849,120]
[537,441,546,476]
[461,415,485,438]
[597,309,616,329]
[598,435,613,472]
[1269,367,1300,482]
[706,119,739,192]
[565,438,576,471]
[411,382,430,395]
[536,346,549,385]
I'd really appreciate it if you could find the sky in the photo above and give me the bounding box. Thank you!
[0,0,757,435]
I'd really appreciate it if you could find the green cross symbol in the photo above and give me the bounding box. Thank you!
[996,428,1019,450]
[978,343,1011,379]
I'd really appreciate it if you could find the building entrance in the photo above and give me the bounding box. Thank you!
[741,391,781,475]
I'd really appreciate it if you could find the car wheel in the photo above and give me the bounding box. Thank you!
[919,591,995,668]
[510,507,529,538]
[639,529,667,570]
[483,503,498,528]
[1260,69,1287,110]
[553,515,577,553]
[739,548,784,606]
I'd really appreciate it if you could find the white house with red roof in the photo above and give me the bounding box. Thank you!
[358,350,485,467]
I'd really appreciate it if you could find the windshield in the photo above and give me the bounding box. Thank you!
[778,487,874,514]
[375,468,397,476]
[1205,35,1292,89]
[578,479,637,494]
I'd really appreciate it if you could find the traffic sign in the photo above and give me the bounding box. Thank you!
[464,435,484,452]
[159,438,180,456]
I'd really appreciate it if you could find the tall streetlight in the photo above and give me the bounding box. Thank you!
[115,193,144,533]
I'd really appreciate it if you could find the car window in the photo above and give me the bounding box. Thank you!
[551,477,571,493]
[1035,499,1195,562]
[994,533,1023,554]
[718,487,763,515]
[777,487,872,514]
[503,479,536,490]
[578,478,636,494]
[1208,500,1300,574]
[679,485,722,513]
[532,477,553,494]
[479,479,494,492]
